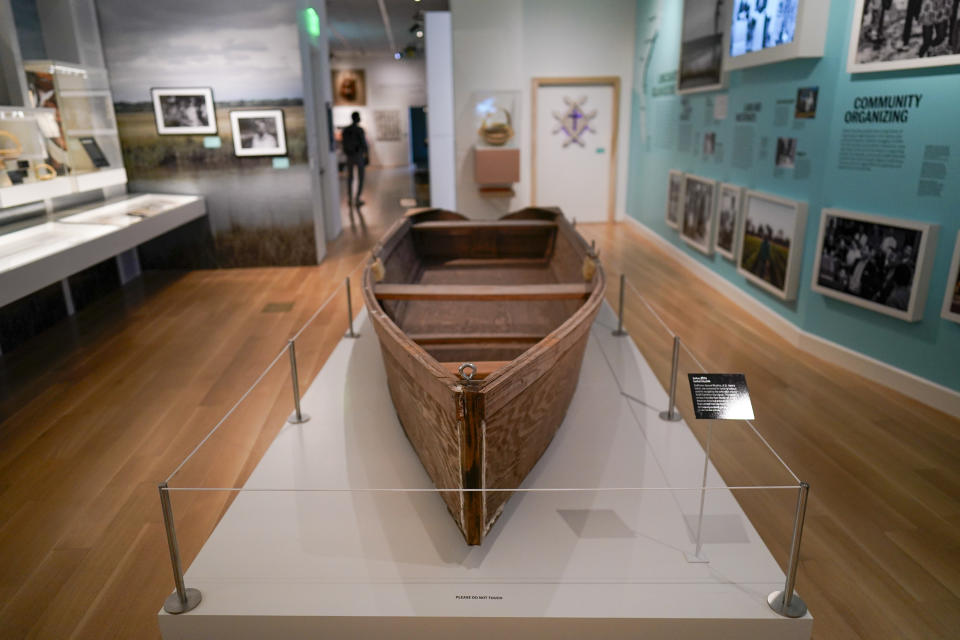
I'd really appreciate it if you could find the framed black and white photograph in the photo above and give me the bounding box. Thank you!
[677,0,728,94]
[666,170,685,230]
[737,190,807,301]
[812,209,938,322]
[847,0,960,73]
[795,86,818,118]
[151,88,217,135]
[775,137,797,168]
[715,182,743,260]
[942,231,960,323]
[229,110,287,157]
[703,131,716,156]
[680,174,717,255]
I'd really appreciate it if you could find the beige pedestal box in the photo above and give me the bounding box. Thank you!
[473,147,520,185]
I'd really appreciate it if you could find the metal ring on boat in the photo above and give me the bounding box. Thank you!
[458,362,476,381]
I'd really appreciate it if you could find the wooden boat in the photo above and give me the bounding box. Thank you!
[362,207,605,545]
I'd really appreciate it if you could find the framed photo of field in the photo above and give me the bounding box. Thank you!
[680,174,716,255]
[666,170,684,230]
[847,0,960,73]
[151,87,217,135]
[736,190,807,301]
[715,182,743,260]
[812,209,938,322]
[943,231,960,324]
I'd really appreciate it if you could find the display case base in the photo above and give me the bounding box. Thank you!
[159,304,812,640]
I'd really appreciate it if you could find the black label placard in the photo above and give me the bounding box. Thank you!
[688,374,755,420]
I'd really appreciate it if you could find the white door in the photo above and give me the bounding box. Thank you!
[534,83,616,222]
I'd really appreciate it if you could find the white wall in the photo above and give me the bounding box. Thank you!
[451,0,636,219]
[425,11,456,210]
[330,54,426,168]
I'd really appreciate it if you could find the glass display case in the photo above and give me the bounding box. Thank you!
[23,60,125,181]
[0,107,59,180]
[0,106,74,207]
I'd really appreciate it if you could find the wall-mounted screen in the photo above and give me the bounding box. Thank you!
[723,0,828,70]
[729,0,798,58]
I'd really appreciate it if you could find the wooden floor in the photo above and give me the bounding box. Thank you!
[0,197,957,637]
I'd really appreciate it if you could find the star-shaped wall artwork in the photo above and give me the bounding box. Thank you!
[552,96,597,147]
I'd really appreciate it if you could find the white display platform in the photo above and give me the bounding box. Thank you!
[0,193,205,308]
[159,304,812,639]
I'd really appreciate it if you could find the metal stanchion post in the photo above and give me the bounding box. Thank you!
[658,336,682,422]
[345,277,358,339]
[612,273,627,337]
[768,482,810,618]
[287,339,310,424]
[685,422,713,563]
[159,482,202,614]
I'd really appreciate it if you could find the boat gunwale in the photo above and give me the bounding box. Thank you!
[361,208,605,398]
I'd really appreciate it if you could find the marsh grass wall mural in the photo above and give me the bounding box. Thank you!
[98,0,317,267]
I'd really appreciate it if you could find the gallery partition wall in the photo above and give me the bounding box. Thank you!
[626,0,960,415]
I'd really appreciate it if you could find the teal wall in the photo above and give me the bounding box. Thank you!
[628,0,960,392]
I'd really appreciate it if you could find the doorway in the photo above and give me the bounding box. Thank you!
[531,77,620,223]
[409,105,430,206]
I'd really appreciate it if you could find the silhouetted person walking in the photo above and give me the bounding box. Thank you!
[342,111,368,208]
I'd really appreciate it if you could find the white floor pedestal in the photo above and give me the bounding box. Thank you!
[158,303,812,639]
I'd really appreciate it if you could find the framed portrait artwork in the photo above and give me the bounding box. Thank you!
[795,86,818,119]
[736,190,807,301]
[812,209,938,322]
[332,69,366,106]
[680,174,717,255]
[847,0,960,73]
[665,170,685,230]
[715,182,743,260]
[229,110,287,157]
[677,0,728,94]
[151,88,217,135]
[942,231,960,323]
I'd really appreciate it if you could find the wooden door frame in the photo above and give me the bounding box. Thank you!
[530,76,621,223]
